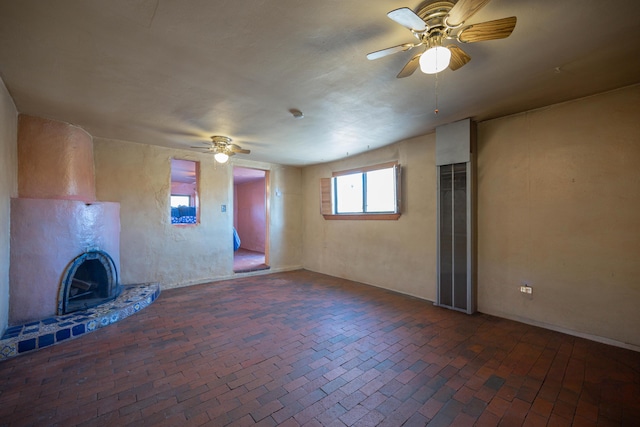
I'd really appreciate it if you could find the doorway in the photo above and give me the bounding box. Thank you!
[233,167,269,273]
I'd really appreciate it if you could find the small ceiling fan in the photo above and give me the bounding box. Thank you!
[191,136,251,163]
[367,0,517,78]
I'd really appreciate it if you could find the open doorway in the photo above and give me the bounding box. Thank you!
[233,167,269,273]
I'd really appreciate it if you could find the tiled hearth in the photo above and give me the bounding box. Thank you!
[0,283,160,361]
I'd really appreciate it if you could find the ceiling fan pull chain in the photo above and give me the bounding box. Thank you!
[434,71,440,115]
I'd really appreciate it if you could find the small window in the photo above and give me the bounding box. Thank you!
[321,162,401,220]
[170,159,199,225]
[170,195,191,207]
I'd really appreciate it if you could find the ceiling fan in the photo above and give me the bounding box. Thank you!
[192,135,251,163]
[367,0,517,78]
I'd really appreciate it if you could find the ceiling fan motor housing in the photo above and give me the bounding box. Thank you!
[415,1,457,41]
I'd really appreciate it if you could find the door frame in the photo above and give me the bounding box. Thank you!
[232,166,270,268]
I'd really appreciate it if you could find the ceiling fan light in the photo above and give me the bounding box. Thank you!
[214,152,229,163]
[419,46,451,74]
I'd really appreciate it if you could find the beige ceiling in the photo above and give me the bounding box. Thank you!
[1,0,639,166]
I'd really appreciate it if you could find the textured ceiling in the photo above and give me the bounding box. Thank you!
[1,0,639,166]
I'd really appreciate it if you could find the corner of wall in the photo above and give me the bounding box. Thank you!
[299,134,438,301]
[0,76,19,333]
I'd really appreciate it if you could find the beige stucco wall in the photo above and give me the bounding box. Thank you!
[477,84,640,348]
[302,134,438,301]
[267,163,303,269]
[94,139,302,288]
[0,77,18,333]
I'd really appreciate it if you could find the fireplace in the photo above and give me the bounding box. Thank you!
[9,115,121,325]
[58,250,121,315]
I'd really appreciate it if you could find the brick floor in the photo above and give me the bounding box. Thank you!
[0,270,638,426]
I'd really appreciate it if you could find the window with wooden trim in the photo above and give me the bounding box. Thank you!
[320,162,401,220]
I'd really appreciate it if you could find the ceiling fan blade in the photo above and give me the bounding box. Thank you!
[458,17,517,43]
[448,45,471,70]
[367,43,417,60]
[230,147,251,154]
[228,143,250,154]
[387,8,427,32]
[396,52,422,78]
[446,0,492,27]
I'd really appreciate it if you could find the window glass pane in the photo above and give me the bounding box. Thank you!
[335,173,363,213]
[171,195,190,207]
[365,168,395,212]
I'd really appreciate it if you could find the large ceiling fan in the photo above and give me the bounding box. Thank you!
[367,0,517,78]
[192,136,251,163]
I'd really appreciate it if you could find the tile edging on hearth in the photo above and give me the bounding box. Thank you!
[0,283,161,361]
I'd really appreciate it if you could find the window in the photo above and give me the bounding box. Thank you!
[170,159,199,225]
[170,195,191,207]
[321,162,401,220]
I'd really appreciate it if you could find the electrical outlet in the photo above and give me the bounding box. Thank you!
[520,285,532,294]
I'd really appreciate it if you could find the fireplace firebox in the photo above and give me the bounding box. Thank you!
[58,250,120,315]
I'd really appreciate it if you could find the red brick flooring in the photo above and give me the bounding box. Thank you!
[0,270,638,426]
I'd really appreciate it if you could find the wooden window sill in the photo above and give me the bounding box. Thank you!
[322,213,401,221]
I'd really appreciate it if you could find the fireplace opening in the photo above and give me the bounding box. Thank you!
[58,250,120,315]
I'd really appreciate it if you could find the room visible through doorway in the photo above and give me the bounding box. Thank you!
[233,167,269,273]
